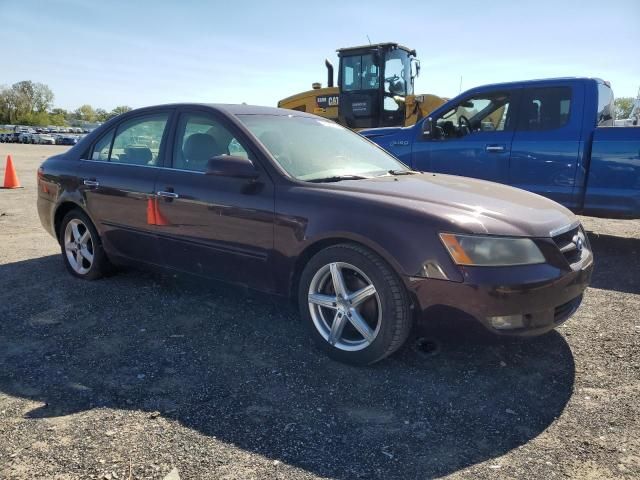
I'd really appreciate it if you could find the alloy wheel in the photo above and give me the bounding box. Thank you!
[64,219,94,275]
[308,262,382,351]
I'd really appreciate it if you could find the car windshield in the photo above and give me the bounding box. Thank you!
[236,114,408,181]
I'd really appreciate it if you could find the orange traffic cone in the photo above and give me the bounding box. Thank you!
[153,198,170,226]
[146,198,157,225]
[2,155,22,189]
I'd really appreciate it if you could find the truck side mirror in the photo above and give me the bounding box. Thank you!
[422,117,434,139]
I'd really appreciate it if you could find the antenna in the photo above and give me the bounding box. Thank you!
[459,76,463,93]
[366,34,372,45]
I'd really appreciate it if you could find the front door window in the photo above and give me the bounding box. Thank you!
[434,93,512,139]
[172,113,250,172]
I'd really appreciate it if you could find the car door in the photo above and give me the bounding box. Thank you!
[411,89,519,184]
[152,108,275,291]
[509,83,583,208]
[78,110,173,264]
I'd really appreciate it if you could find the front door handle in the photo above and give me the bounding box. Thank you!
[157,191,179,199]
[485,144,506,153]
[83,179,99,187]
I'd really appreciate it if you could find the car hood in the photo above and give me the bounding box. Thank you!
[359,126,407,138]
[324,173,577,237]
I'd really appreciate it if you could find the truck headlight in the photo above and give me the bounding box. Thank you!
[439,233,545,266]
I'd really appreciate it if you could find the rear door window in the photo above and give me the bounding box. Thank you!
[111,114,169,166]
[518,87,572,131]
[91,129,114,160]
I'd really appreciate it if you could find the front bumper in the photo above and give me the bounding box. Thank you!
[407,253,593,336]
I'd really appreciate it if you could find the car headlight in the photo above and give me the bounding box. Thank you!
[439,233,545,266]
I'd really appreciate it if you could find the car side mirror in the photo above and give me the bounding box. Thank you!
[205,155,259,179]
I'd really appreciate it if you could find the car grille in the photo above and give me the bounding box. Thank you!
[552,225,586,265]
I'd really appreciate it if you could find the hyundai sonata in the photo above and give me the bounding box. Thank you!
[37,104,593,365]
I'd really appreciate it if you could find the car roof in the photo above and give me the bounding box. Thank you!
[463,77,604,93]
[122,103,319,119]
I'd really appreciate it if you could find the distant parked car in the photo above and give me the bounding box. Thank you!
[19,132,33,144]
[0,133,7,143]
[37,134,56,145]
[57,136,78,146]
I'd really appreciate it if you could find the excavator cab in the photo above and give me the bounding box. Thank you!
[337,43,419,129]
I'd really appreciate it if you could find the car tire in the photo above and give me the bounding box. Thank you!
[59,209,111,280]
[298,243,413,365]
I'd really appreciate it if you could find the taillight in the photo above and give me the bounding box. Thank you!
[37,167,49,193]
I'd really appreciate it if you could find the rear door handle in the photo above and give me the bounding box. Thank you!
[83,179,99,187]
[485,144,506,153]
[157,191,179,199]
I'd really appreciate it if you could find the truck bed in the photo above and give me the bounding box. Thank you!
[584,127,640,218]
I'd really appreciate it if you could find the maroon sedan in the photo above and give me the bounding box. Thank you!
[37,104,593,365]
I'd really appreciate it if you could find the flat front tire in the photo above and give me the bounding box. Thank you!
[298,243,413,365]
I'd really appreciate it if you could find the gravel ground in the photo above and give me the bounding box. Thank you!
[0,144,638,480]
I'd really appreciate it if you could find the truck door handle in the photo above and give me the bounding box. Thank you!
[485,144,506,153]
[83,179,99,187]
[157,191,179,199]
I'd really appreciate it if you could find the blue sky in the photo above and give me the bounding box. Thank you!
[1,0,638,110]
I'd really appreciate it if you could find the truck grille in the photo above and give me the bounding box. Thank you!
[552,225,586,265]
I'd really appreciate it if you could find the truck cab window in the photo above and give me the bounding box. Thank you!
[341,54,379,91]
[518,87,572,131]
[383,57,404,112]
[434,93,512,139]
[383,49,412,113]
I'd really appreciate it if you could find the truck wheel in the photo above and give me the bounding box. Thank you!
[298,243,412,365]
[59,209,111,280]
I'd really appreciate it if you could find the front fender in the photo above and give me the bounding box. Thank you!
[272,185,463,296]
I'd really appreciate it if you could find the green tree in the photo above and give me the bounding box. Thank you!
[50,107,68,117]
[109,105,132,119]
[614,97,634,119]
[32,83,54,112]
[49,113,66,126]
[21,111,51,126]
[74,104,96,123]
[0,80,55,124]
[95,108,109,122]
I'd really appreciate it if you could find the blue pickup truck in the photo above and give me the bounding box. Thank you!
[361,78,640,218]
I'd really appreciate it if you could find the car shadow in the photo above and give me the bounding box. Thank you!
[0,255,575,479]
[585,231,640,294]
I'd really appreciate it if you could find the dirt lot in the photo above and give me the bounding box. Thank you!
[0,143,638,480]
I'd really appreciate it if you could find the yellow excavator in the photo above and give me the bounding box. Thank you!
[278,42,446,129]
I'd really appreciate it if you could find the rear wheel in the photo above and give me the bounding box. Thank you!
[298,243,412,365]
[59,210,111,280]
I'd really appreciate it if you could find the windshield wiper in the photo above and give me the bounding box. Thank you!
[386,169,417,176]
[306,175,369,183]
